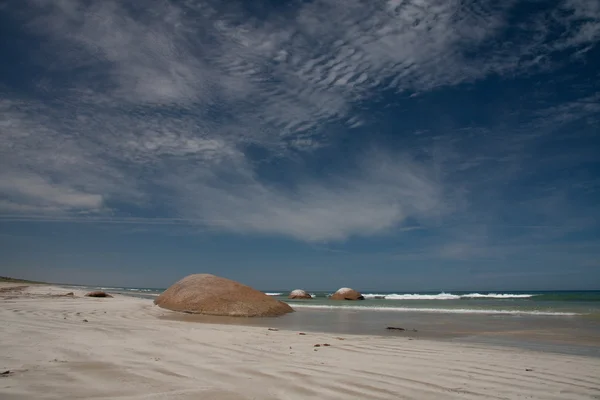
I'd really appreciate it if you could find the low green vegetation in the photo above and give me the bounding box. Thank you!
[0,276,46,284]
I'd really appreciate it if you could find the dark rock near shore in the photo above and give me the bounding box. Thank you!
[85,291,113,298]
[288,289,312,299]
[329,287,364,300]
[386,327,405,331]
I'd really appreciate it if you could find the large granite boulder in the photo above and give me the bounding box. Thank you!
[329,287,364,300]
[288,289,312,299]
[154,274,294,317]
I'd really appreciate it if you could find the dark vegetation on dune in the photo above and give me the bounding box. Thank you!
[0,276,46,284]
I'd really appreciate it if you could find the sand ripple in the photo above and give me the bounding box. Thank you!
[1,284,599,399]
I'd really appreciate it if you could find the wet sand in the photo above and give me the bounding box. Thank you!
[161,304,600,357]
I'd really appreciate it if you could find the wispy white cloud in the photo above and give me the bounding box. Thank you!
[555,0,600,51]
[536,93,600,125]
[1,0,599,243]
[161,150,445,241]
[0,171,103,213]
[19,0,599,135]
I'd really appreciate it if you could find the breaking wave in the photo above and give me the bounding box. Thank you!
[362,292,537,300]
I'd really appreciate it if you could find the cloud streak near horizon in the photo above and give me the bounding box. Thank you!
[1,0,599,250]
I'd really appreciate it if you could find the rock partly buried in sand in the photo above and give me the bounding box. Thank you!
[85,291,113,298]
[154,274,294,317]
[386,326,405,331]
[329,287,364,300]
[288,289,312,299]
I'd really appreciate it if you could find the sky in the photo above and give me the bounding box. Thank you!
[0,0,599,291]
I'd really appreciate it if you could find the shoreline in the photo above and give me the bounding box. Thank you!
[159,303,600,359]
[2,284,600,399]
[61,283,600,358]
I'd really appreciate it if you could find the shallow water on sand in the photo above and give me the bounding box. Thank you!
[71,285,600,357]
[160,306,600,357]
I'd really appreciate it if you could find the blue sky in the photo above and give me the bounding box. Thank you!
[1,0,599,291]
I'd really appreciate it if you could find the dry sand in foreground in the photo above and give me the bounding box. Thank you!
[1,284,599,400]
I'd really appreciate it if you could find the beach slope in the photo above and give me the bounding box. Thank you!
[1,284,599,399]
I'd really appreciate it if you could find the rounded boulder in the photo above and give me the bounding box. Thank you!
[154,274,294,317]
[288,289,312,299]
[329,287,364,300]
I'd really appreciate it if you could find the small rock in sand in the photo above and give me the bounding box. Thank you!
[268,328,279,331]
[83,319,88,322]
[314,344,321,347]
[85,291,113,298]
[298,332,306,335]
[386,326,405,331]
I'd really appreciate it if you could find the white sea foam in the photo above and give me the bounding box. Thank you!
[461,293,535,299]
[99,287,157,293]
[265,292,283,296]
[361,292,537,300]
[291,304,579,316]
[363,293,460,300]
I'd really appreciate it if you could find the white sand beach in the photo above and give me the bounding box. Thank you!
[1,284,599,400]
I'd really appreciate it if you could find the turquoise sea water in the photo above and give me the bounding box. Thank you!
[75,286,600,316]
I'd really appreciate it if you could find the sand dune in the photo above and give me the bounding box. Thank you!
[1,284,599,399]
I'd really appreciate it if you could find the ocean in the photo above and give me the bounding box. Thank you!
[67,285,600,356]
[78,287,600,316]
